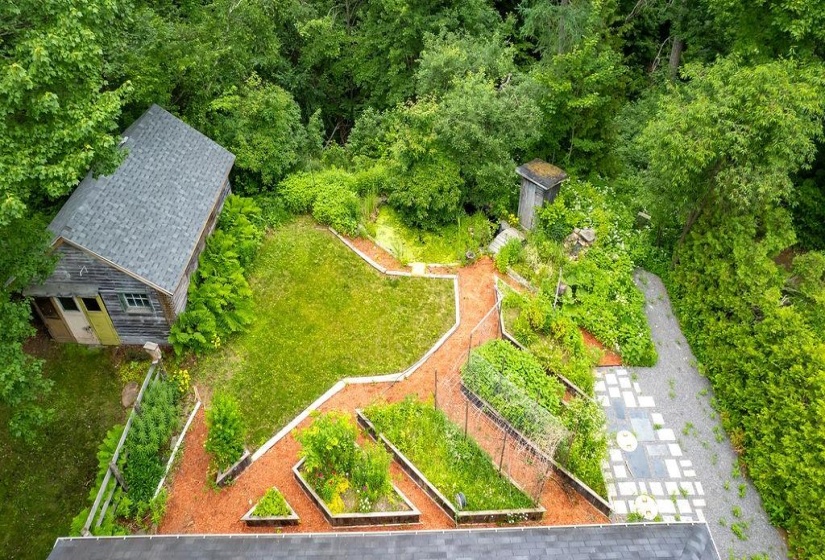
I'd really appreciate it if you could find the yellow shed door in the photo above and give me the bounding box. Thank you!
[79,296,120,345]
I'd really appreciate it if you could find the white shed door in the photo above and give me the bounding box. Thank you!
[56,296,99,345]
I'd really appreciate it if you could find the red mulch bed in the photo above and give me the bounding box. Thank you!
[580,329,622,366]
[159,243,607,535]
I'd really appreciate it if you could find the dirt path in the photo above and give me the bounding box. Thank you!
[160,240,605,534]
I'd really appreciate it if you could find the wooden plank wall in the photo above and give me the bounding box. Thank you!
[50,244,171,344]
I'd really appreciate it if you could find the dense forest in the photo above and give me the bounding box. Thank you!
[2,0,825,557]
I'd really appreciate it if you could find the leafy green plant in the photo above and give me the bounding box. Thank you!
[205,393,246,472]
[123,378,178,507]
[365,397,535,511]
[474,340,565,413]
[502,289,599,394]
[169,196,263,354]
[296,411,393,512]
[252,488,292,517]
[495,238,524,273]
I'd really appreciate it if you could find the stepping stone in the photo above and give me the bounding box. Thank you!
[122,382,139,408]
[631,418,656,442]
[410,262,426,275]
[626,448,651,477]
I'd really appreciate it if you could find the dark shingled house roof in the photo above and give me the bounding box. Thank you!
[48,104,235,295]
[516,159,568,190]
[47,523,720,560]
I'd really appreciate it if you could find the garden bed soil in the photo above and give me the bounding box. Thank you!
[580,329,622,366]
[159,253,607,534]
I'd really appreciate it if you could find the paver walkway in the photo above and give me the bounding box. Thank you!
[598,270,788,559]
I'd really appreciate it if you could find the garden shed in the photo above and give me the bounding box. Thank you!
[27,104,235,346]
[516,159,568,230]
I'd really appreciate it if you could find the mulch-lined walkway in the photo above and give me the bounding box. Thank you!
[159,238,607,534]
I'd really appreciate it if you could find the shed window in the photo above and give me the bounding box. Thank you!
[119,293,152,313]
[57,297,79,312]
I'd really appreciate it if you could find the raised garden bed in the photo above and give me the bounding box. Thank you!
[496,281,597,399]
[461,340,609,500]
[216,449,251,487]
[357,404,545,524]
[293,458,419,527]
[241,488,300,527]
[459,383,611,516]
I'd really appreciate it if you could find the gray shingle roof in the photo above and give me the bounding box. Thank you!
[47,523,720,560]
[48,104,235,294]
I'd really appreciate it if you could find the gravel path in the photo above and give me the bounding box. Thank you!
[625,270,788,559]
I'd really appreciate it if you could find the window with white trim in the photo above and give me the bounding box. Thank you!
[119,292,152,313]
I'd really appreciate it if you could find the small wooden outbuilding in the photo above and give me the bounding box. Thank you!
[27,105,235,346]
[515,159,568,230]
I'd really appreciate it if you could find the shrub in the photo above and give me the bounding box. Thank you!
[169,196,262,354]
[279,168,355,213]
[312,185,359,236]
[205,393,246,472]
[255,194,291,228]
[474,340,565,414]
[252,488,291,517]
[296,411,393,511]
[495,238,523,273]
[352,164,391,196]
[297,411,357,475]
[278,169,361,235]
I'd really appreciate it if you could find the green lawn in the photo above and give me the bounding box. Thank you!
[196,218,455,446]
[0,344,125,560]
[370,206,494,264]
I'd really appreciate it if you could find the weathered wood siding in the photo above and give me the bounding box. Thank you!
[170,179,232,315]
[49,244,171,344]
[518,178,540,230]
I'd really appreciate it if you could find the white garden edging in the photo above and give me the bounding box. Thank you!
[248,230,461,464]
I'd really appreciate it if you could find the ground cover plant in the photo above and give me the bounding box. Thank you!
[251,488,292,518]
[369,206,494,264]
[296,411,398,513]
[364,397,536,511]
[0,344,124,560]
[500,287,600,394]
[462,341,608,497]
[194,218,455,446]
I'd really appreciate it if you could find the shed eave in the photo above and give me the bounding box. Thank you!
[52,237,175,296]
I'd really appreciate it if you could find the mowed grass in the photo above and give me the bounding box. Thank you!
[196,218,455,446]
[0,344,124,560]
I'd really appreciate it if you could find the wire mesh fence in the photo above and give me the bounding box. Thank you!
[374,299,563,504]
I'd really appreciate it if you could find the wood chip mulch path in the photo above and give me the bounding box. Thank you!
[159,239,607,535]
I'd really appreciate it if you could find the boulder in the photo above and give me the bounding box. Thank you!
[122,382,139,408]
